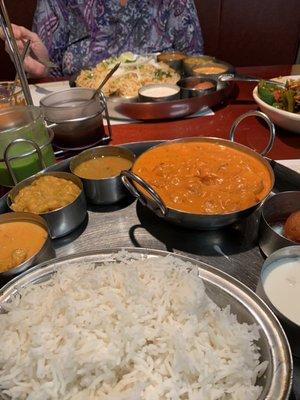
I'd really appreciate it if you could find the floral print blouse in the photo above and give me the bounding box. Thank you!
[32,0,203,76]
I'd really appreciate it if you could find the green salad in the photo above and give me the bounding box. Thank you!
[258,78,300,113]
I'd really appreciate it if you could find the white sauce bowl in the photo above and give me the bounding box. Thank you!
[138,83,180,102]
[257,245,300,356]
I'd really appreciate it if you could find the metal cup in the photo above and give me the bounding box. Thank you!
[7,171,87,239]
[70,145,135,205]
[40,88,112,150]
[0,106,55,187]
[256,245,300,357]
[0,211,55,278]
[259,191,300,257]
[177,76,217,98]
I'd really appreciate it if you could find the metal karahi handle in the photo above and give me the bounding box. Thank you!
[121,170,167,216]
[3,138,49,185]
[229,110,276,156]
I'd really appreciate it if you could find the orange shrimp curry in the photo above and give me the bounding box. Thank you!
[132,142,272,214]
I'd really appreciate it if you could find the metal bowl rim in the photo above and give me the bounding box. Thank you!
[70,145,136,181]
[157,51,186,61]
[0,105,44,135]
[7,171,84,215]
[40,87,97,110]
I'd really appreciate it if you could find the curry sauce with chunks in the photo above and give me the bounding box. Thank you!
[132,142,272,214]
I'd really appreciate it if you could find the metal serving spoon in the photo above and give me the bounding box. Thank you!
[218,73,286,88]
[90,62,121,100]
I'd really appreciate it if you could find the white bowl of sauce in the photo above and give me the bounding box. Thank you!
[257,245,300,356]
[138,84,180,102]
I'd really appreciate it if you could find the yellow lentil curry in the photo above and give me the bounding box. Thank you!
[132,142,272,214]
[74,156,133,180]
[0,221,47,272]
[11,175,81,214]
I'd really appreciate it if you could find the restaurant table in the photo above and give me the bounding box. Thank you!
[1,65,299,195]
[105,64,300,160]
[0,64,300,398]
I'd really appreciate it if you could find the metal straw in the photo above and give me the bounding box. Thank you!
[8,39,31,103]
[0,0,33,105]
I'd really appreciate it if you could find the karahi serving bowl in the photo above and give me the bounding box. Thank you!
[122,111,276,230]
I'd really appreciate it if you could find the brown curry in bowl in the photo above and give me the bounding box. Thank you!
[132,141,272,215]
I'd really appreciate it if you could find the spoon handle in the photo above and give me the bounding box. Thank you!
[97,62,121,92]
[219,73,285,87]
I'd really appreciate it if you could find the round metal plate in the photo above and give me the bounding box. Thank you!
[0,247,292,399]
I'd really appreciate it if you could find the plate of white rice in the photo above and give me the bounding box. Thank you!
[0,248,292,400]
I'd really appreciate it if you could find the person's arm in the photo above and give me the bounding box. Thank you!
[166,0,204,54]
[32,0,69,76]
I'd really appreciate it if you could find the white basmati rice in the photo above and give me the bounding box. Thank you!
[0,252,267,400]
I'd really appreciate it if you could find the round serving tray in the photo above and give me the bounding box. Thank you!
[69,63,234,121]
[106,81,233,120]
[0,248,292,399]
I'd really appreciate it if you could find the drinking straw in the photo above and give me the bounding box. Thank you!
[0,0,33,105]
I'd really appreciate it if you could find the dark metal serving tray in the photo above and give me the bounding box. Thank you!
[69,67,234,120]
[0,140,299,288]
[106,82,233,120]
[0,140,299,398]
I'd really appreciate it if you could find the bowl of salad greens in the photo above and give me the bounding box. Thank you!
[253,75,300,133]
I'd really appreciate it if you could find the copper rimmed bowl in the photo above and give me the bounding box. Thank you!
[121,111,276,230]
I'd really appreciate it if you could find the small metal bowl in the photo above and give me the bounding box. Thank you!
[177,76,217,98]
[157,51,186,73]
[259,191,300,257]
[182,55,215,76]
[40,88,111,150]
[138,84,180,103]
[191,62,230,77]
[256,245,300,357]
[70,145,135,205]
[0,211,55,278]
[7,171,87,239]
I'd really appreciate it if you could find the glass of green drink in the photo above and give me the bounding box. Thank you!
[0,106,55,187]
